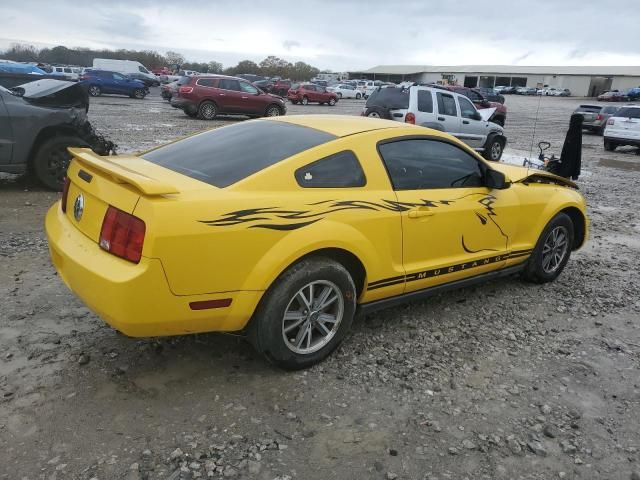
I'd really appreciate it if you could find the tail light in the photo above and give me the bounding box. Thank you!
[179,86,193,94]
[596,114,604,121]
[61,177,70,213]
[99,206,146,264]
[405,112,416,124]
[608,119,615,125]
[79,74,88,81]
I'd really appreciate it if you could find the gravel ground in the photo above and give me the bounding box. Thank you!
[1,89,639,480]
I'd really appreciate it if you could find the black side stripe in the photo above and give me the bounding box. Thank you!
[367,250,532,291]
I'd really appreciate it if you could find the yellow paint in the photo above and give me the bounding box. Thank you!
[45,116,588,337]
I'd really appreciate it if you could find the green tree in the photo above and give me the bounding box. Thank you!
[165,50,185,67]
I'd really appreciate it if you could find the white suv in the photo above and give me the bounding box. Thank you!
[603,105,640,151]
[363,86,507,161]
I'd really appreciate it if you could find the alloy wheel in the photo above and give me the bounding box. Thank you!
[541,226,569,273]
[266,106,281,117]
[281,280,344,355]
[491,141,503,160]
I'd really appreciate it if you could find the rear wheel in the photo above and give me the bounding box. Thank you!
[337,92,342,99]
[328,97,337,106]
[247,257,356,370]
[356,93,361,99]
[88,85,101,97]
[198,101,217,120]
[301,96,309,105]
[522,213,574,283]
[290,100,298,105]
[604,139,617,151]
[33,135,88,190]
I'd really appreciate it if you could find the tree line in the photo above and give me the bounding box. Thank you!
[0,44,322,80]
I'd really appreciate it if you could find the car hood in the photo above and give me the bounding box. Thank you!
[479,107,496,121]
[491,163,578,188]
[11,79,89,110]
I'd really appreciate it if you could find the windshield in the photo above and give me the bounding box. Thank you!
[142,121,337,188]
[366,88,410,109]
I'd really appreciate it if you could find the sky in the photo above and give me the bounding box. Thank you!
[1,0,640,71]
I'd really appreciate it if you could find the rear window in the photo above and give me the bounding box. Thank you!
[576,105,601,113]
[142,121,337,188]
[615,107,640,119]
[366,88,409,109]
[602,107,619,114]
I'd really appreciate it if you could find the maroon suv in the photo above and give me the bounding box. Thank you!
[170,75,286,120]
[288,84,338,106]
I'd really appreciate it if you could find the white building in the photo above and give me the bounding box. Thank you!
[348,65,640,96]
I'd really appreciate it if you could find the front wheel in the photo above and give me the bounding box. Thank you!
[328,97,337,106]
[265,104,282,117]
[132,88,146,99]
[522,213,574,283]
[247,257,356,370]
[483,137,504,161]
[604,139,617,151]
[33,135,88,190]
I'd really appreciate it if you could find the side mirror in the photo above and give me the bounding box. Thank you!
[473,111,483,121]
[485,169,510,189]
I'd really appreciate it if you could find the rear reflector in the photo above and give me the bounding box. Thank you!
[99,206,146,264]
[405,112,416,124]
[61,177,70,213]
[189,299,232,310]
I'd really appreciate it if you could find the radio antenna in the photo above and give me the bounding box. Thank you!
[528,91,544,169]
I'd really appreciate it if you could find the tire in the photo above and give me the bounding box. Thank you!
[522,212,574,283]
[598,125,606,136]
[33,135,88,191]
[247,257,356,370]
[604,139,617,151]
[328,97,337,106]
[356,93,361,99]
[482,137,504,161]
[265,104,282,117]
[290,100,298,105]
[87,85,101,97]
[301,96,309,106]
[337,92,342,99]
[198,101,217,120]
[133,88,145,99]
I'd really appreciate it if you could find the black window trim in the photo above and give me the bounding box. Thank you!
[294,149,367,189]
[375,135,490,191]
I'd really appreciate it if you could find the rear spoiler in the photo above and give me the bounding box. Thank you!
[68,148,180,195]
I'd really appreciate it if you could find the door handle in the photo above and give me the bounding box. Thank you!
[438,117,445,121]
[219,93,226,96]
[408,207,435,218]
[462,120,470,124]
[241,96,248,99]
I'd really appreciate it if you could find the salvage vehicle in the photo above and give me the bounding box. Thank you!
[288,84,338,106]
[363,86,507,160]
[0,79,115,189]
[603,105,640,151]
[270,80,293,97]
[327,84,362,99]
[45,115,588,369]
[575,104,619,135]
[79,70,147,99]
[440,86,507,126]
[597,90,628,102]
[171,75,286,119]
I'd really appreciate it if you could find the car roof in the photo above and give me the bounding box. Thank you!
[268,115,406,137]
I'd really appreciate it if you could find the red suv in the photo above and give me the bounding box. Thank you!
[443,86,507,126]
[170,75,286,120]
[288,84,338,106]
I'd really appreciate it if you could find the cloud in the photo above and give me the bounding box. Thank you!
[2,0,640,71]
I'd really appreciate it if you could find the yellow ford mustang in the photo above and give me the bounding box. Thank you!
[45,115,588,369]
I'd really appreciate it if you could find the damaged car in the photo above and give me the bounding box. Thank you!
[0,79,115,190]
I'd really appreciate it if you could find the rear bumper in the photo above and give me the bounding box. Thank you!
[605,136,640,147]
[170,97,196,112]
[45,203,263,337]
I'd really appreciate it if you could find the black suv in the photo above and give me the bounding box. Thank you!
[361,87,409,119]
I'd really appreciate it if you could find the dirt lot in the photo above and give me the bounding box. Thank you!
[1,90,639,480]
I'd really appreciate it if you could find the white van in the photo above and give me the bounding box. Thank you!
[92,59,157,83]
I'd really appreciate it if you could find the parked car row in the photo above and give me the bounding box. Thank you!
[495,85,571,96]
[597,88,640,102]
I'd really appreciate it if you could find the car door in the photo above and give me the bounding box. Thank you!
[377,137,520,294]
[435,92,462,137]
[218,79,244,112]
[304,84,317,102]
[238,81,263,114]
[413,89,436,125]
[456,96,486,149]
[0,93,14,164]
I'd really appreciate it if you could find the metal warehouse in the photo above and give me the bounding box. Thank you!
[349,65,640,97]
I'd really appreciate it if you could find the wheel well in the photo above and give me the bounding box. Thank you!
[291,248,367,298]
[560,207,586,249]
[266,103,282,113]
[27,126,84,170]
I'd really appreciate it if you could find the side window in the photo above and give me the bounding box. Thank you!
[295,151,366,188]
[239,82,259,94]
[458,97,478,120]
[378,139,483,190]
[417,90,433,113]
[113,73,125,81]
[138,66,149,73]
[219,79,240,91]
[436,93,458,117]
[304,85,315,91]
[197,78,217,87]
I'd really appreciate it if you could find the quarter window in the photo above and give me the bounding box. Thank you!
[196,78,217,87]
[378,139,484,190]
[295,151,366,188]
[436,92,458,117]
[458,96,478,119]
[417,90,433,113]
